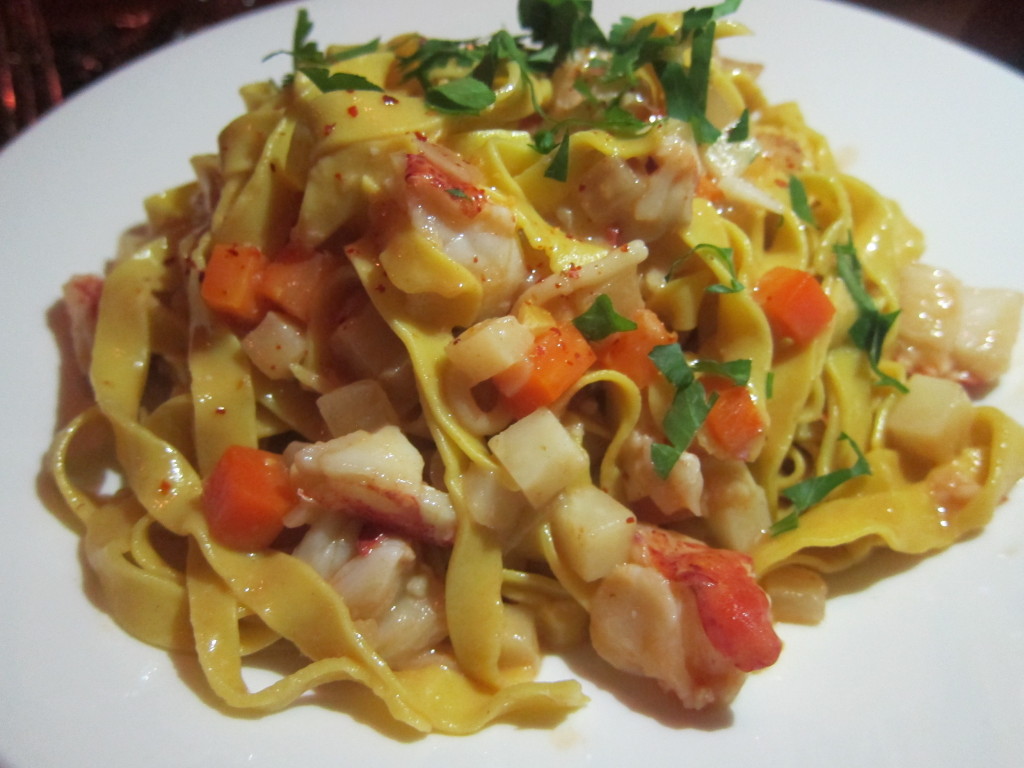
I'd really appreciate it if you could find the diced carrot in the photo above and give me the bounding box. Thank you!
[202,445,295,550]
[702,377,765,461]
[258,246,328,323]
[754,266,835,346]
[493,322,596,418]
[594,308,676,389]
[200,243,267,323]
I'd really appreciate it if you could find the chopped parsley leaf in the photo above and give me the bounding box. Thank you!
[573,294,638,341]
[277,0,745,176]
[544,133,572,180]
[788,175,817,227]
[302,68,383,93]
[770,433,871,535]
[267,9,383,91]
[691,357,751,385]
[648,345,755,478]
[727,108,750,142]
[834,236,908,392]
[694,243,744,294]
[425,76,497,114]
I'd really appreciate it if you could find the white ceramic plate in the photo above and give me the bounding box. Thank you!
[2,1,1022,766]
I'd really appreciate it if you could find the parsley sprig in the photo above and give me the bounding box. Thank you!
[266,9,382,92]
[769,433,871,535]
[403,0,744,179]
[834,236,908,392]
[648,344,752,478]
[695,243,744,294]
[573,294,638,340]
[270,1,744,178]
[788,175,817,227]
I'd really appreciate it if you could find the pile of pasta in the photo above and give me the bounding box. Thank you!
[50,1,1024,734]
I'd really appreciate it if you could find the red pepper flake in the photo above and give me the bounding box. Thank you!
[157,479,172,495]
[334,172,343,182]
[215,406,227,415]
[414,131,428,142]
[375,283,386,293]
[323,122,336,136]
[382,94,399,105]
[347,105,359,117]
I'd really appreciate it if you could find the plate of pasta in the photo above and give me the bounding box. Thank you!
[2,0,1023,766]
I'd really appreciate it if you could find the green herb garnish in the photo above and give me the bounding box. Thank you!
[301,68,383,93]
[770,433,871,535]
[834,236,908,392]
[573,294,638,340]
[788,175,817,227]
[425,76,497,114]
[647,346,758,478]
[518,0,608,65]
[694,243,744,294]
[267,9,383,91]
[690,357,751,385]
[277,1,744,178]
[727,108,750,142]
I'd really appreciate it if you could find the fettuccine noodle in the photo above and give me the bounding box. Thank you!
[50,0,1024,733]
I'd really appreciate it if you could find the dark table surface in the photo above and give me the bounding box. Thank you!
[2,0,1022,148]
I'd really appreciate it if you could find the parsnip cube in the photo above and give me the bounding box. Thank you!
[886,374,973,464]
[316,379,399,437]
[488,408,589,507]
[460,463,528,538]
[498,604,540,671]
[550,485,636,582]
[760,565,827,625]
[242,310,307,380]
[446,315,534,385]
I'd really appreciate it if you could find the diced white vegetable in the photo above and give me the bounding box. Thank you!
[487,407,590,507]
[460,463,529,538]
[316,379,399,437]
[242,310,307,380]
[760,565,827,625]
[953,286,1022,385]
[498,604,541,671]
[886,374,973,464]
[446,315,534,385]
[549,484,636,582]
